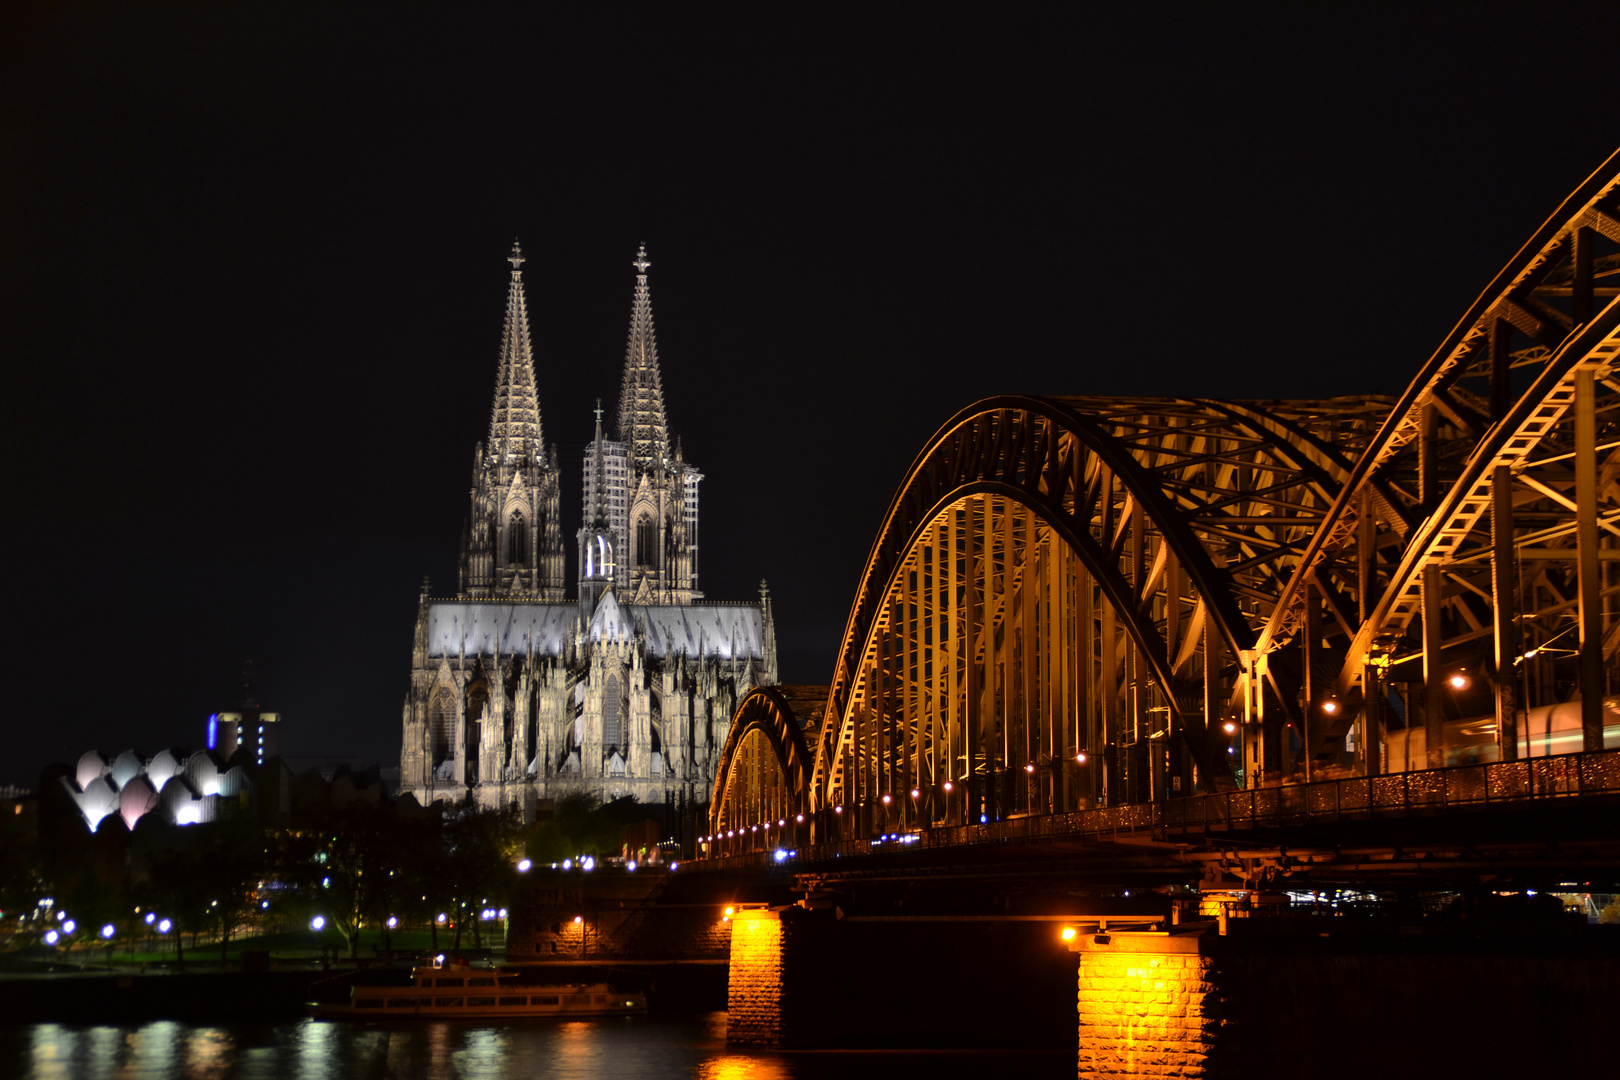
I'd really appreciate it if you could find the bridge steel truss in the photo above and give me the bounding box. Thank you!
[707,148,1620,856]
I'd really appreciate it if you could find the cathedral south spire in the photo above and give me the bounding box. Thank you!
[460,240,566,601]
[615,244,671,471]
[488,240,545,465]
[585,245,703,604]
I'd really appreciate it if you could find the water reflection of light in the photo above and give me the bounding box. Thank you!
[184,1026,234,1080]
[30,1024,75,1080]
[85,1027,120,1076]
[297,1020,333,1080]
[696,1055,792,1080]
[137,1021,180,1077]
[451,1028,510,1080]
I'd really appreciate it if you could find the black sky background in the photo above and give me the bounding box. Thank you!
[3,3,1618,787]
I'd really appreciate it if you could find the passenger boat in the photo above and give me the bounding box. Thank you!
[308,956,648,1019]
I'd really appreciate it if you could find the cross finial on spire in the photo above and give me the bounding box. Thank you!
[633,244,650,275]
[593,397,603,423]
[508,239,525,271]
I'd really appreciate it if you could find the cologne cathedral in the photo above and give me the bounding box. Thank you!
[399,243,777,813]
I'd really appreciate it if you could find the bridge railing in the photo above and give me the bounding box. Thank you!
[697,748,1620,870]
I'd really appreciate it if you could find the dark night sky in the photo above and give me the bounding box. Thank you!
[3,3,1618,787]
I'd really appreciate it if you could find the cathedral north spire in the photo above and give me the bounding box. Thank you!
[461,240,565,601]
[615,244,671,471]
[488,239,544,465]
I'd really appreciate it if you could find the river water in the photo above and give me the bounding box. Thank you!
[0,1015,1070,1080]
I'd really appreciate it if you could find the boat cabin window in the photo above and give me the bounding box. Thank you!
[436,977,464,987]
[532,995,560,1005]
[468,977,495,986]
[499,996,526,1006]
[435,997,463,1007]
[467,997,496,1007]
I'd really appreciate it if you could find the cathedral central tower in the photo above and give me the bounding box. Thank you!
[460,241,566,599]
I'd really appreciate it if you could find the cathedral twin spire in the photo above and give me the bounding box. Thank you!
[487,240,545,466]
[616,244,672,472]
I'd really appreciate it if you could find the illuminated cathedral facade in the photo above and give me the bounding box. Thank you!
[400,244,776,813]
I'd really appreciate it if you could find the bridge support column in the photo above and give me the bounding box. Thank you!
[1073,925,1229,1077]
[726,906,786,1046]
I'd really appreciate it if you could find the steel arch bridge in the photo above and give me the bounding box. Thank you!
[706,148,1620,854]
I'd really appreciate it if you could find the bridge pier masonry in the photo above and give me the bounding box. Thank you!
[1069,923,1225,1077]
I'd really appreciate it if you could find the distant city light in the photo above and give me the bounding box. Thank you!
[157,919,172,934]
[626,861,637,872]
[516,859,532,872]
[436,913,447,924]
[581,856,595,871]
[1060,927,1077,941]
[43,930,58,946]
[100,924,115,939]
[386,916,398,929]
[144,912,156,925]
[61,920,76,935]
[561,859,573,870]
[1222,721,1237,735]
[310,916,326,931]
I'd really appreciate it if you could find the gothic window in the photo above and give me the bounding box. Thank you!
[431,690,455,765]
[602,674,622,748]
[635,514,656,568]
[507,512,527,565]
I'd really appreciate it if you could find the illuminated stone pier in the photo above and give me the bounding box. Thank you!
[724,906,786,1046]
[1071,925,1227,1078]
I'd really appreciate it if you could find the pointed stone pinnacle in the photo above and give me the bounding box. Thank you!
[509,239,525,271]
[633,244,650,274]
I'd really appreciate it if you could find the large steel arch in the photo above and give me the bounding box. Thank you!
[1259,148,1620,773]
[807,395,1387,833]
[708,686,824,851]
[706,148,1620,854]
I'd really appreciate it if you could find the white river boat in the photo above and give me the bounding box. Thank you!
[308,957,647,1020]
